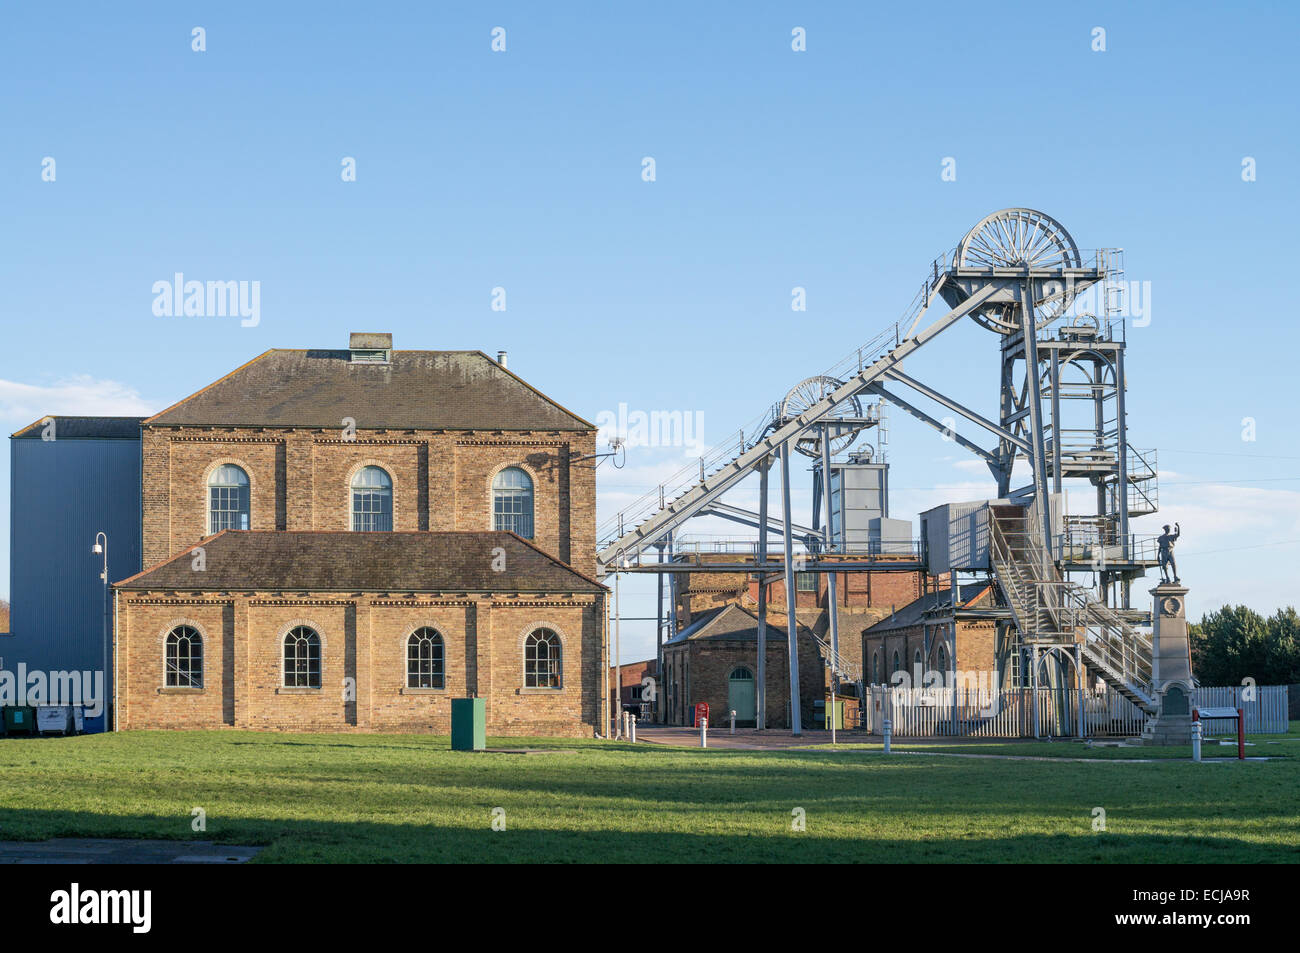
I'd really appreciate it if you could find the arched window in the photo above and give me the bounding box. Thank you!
[164,625,203,688]
[407,628,445,689]
[284,626,321,688]
[524,628,561,688]
[871,652,880,685]
[492,467,534,538]
[915,648,923,670]
[891,650,901,675]
[937,643,949,674]
[351,466,392,532]
[208,464,250,533]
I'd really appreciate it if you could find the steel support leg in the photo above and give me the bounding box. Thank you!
[780,440,802,735]
[756,460,769,730]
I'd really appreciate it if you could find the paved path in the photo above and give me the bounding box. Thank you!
[0,838,262,864]
[636,726,1030,750]
[632,727,1277,762]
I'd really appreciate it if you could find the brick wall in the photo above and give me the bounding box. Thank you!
[140,427,596,575]
[862,619,1001,686]
[661,625,823,729]
[117,590,603,737]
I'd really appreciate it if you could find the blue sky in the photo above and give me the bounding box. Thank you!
[2,2,1298,663]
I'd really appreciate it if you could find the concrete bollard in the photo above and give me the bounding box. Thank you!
[883,718,892,755]
[1192,719,1201,762]
[630,714,637,744]
[730,709,736,734]
[700,716,708,748]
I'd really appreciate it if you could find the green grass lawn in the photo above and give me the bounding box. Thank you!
[0,729,1297,862]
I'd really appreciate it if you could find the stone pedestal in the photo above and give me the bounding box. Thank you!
[1130,584,1195,745]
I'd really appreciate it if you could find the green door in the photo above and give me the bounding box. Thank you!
[728,667,756,726]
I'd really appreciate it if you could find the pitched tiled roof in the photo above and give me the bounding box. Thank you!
[864,584,992,634]
[114,531,605,593]
[144,350,593,431]
[11,416,144,439]
[665,604,792,645]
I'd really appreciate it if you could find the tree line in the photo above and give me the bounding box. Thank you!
[1189,605,1300,686]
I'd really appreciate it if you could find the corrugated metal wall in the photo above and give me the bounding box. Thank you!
[6,436,142,731]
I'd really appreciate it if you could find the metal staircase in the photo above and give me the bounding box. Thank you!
[811,629,861,684]
[989,506,1156,713]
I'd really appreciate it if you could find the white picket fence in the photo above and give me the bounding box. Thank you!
[858,684,1289,738]
[1192,685,1289,736]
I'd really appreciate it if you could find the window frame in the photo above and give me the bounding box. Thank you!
[164,624,204,689]
[283,625,323,689]
[350,465,394,532]
[523,626,562,690]
[206,463,250,535]
[492,466,535,539]
[406,627,446,690]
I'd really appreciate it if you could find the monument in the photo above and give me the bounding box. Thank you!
[1133,524,1195,745]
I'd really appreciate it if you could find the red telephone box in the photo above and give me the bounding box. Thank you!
[694,702,710,728]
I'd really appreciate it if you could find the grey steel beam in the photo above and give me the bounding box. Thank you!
[866,382,1000,471]
[1018,282,1055,559]
[780,439,802,735]
[880,367,1030,454]
[820,425,841,712]
[756,459,769,730]
[622,560,927,574]
[698,501,818,539]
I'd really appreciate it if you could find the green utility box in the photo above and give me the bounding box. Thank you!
[815,699,845,730]
[451,698,486,751]
[3,706,37,736]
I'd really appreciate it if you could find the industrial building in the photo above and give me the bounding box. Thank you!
[7,335,607,735]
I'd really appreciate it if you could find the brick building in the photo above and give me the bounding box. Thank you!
[861,583,1001,688]
[661,605,822,728]
[609,658,656,716]
[662,552,948,725]
[108,334,606,736]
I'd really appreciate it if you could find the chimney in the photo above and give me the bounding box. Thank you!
[497,350,508,369]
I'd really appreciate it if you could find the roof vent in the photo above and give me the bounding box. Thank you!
[497,350,508,369]
[350,332,392,364]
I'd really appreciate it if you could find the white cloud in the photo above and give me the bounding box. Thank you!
[0,376,155,428]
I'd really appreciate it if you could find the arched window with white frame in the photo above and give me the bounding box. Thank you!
[284,625,322,688]
[407,628,445,689]
[165,625,203,688]
[492,467,534,538]
[524,627,561,689]
[208,464,250,533]
[351,466,393,532]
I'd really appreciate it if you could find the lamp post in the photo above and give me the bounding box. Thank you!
[92,532,109,731]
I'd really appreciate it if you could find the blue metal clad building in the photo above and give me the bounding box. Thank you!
[7,417,142,731]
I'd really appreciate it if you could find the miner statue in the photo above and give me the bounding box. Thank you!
[1157,522,1181,584]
